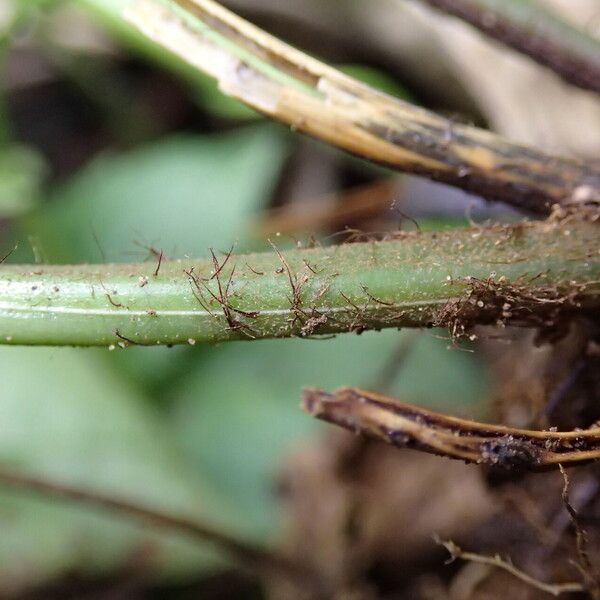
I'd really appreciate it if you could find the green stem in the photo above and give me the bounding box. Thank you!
[419,0,600,94]
[1,219,599,347]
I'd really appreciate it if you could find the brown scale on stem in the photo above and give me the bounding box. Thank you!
[186,249,259,338]
[433,272,598,343]
[100,282,127,310]
[269,239,338,337]
[269,239,309,330]
[245,262,264,276]
[153,250,163,278]
[208,245,234,281]
[114,329,140,347]
[360,285,395,307]
[339,291,369,334]
[302,387,600,471]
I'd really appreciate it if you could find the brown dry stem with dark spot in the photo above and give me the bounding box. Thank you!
[128,0,600,215]
[302,387,600,471]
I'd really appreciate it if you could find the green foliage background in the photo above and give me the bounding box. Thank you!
[0,0,490,588]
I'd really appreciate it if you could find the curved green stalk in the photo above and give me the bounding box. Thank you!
[1,219,599,347]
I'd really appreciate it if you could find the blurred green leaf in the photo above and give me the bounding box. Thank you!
[168,329,488,539]
[0,145,47,218]
[0,346,248,593]
[29,125,288,263]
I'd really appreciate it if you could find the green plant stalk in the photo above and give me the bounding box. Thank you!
[0,220,599,347]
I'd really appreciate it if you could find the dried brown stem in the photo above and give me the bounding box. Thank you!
[302,387,600,471]
[436,536,584,596]
[0,468,324,591]
[127,0,600,215]
[418,0,600,94]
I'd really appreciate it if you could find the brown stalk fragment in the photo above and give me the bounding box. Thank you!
[302,387,600,471]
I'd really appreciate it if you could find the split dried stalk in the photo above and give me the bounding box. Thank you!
[125,0,600,214]
[1,217,599,346]
[418,0,600,94]
[302,387,600,470]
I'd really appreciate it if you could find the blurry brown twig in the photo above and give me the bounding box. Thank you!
[435,535,584,596]
[254,179,397,237]
[126,0,600,215]
[0,245,17,264]
[560,465,600,598]
[0,467,325,592]
[417,0,600,94]
[302,387,600,471]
